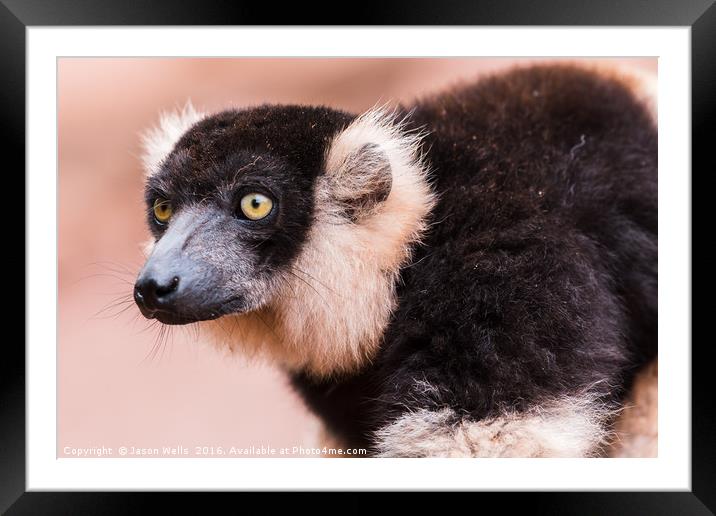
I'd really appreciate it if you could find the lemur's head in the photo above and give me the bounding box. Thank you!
[135,102,434,376]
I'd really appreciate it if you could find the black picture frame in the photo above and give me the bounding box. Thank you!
[4,0,707,512]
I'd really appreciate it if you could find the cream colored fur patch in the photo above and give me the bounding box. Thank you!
[374,394,616,458]
[608,359,658,457]
[315,363,658,458]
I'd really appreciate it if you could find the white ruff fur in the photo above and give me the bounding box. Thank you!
[141,101,205,177]
[374,393,617,458]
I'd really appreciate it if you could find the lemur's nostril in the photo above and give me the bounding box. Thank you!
[156,276,180,298]
[135,276,180,311]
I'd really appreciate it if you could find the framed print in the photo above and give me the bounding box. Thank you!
[4,0,709,512]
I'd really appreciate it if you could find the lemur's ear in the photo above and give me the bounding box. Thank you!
[323,107,433,225]
[328,142,392,221]
[141,101,205,177]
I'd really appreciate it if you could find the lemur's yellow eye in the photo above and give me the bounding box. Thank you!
[153,198,173,223]
[240,193,274,220]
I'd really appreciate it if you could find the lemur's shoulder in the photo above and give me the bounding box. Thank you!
[404,62,658,235]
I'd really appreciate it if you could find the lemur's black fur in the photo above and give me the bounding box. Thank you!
[139,64,657,455]
[291,66,657,452]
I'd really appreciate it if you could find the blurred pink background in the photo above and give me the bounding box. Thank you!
[58,58,657,457]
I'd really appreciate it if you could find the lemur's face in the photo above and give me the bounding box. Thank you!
[134,105,391,325]
[134,102,434,374]
[134,106,348,324]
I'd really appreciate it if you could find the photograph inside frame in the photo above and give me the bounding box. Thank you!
[57,57,657,459]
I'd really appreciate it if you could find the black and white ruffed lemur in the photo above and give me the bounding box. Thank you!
[134,64,657,457]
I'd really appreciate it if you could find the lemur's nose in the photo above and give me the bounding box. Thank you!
[134,276,180,311]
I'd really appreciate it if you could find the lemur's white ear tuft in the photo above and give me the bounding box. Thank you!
[140,101,205,177]
[322,106,433,222]
[326,142,393,220]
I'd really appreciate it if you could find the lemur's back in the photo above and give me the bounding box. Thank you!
[404,64,657,364]
[293,65,657,455]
